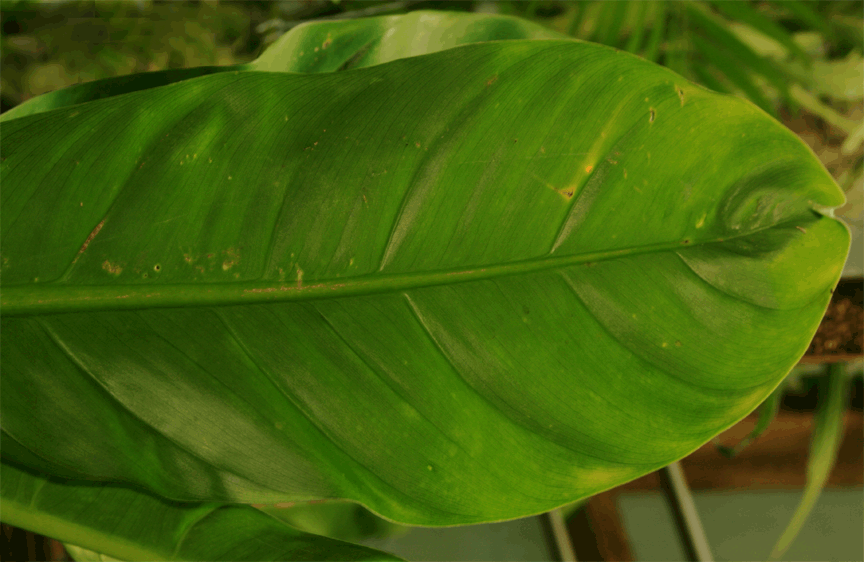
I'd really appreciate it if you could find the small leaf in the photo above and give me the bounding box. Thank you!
[257,501,407,543]
[1,460,401,561]
[65,544,123,562]
[715,382,784,458]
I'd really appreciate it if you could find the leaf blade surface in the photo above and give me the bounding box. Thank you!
[0,38,849,527]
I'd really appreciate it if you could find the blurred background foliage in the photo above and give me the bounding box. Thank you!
[0,0,861,554]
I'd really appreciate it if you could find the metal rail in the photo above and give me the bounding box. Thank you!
[660,461,714,561]
[542,508,578,562]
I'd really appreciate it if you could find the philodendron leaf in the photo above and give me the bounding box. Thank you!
[0,12,849,537]
[0,460,400,561]
[0,11,564,122]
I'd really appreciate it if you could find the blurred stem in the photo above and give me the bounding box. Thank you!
[624,1,648,53]
[841,121,864,156]
[790,84,860,136]
[839,162,863,192]
[715,383,783,458]
[664,3,689,77]
[566,2,585,37]
[643,1,666,62]
[768,363,849,560]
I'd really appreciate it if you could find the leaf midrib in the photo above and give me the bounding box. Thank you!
[0,230,763,316]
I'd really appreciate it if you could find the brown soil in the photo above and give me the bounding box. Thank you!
[804,277,863,361]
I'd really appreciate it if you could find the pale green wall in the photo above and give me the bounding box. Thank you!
[619,489,864,561]
[361,489,862,561]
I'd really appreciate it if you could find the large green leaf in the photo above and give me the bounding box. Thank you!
[0,12,848,541]
[0,459,400,561]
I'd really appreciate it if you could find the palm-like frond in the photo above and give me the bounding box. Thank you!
[519,0,860,116]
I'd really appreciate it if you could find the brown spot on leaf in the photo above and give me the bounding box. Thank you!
[74,219,106,263]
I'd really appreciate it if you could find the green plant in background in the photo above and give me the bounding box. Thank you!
[0,5,857,562]
[509,1,861,110]
[0,0,257,111]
